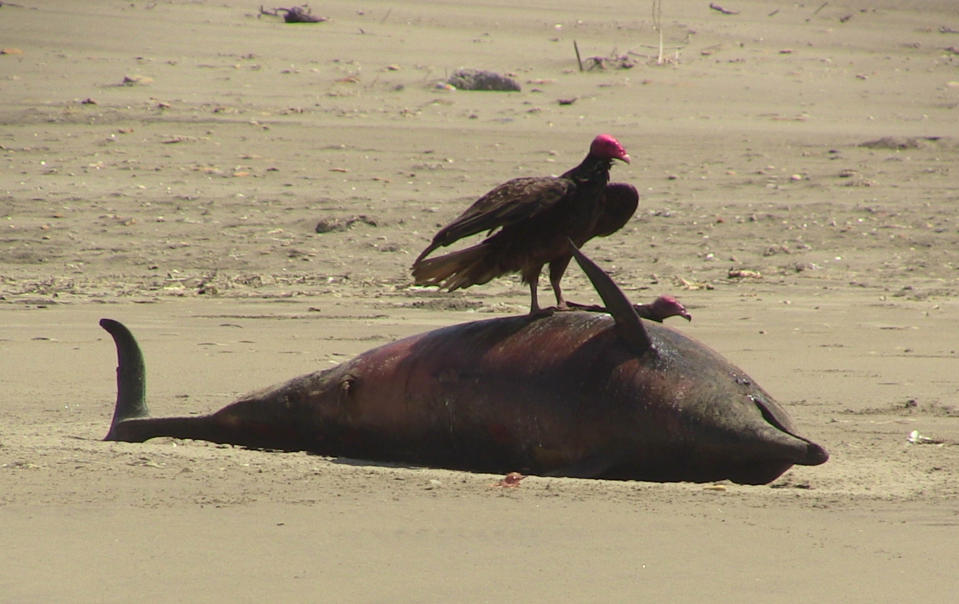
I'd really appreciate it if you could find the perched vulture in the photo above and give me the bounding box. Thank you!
[412,134,636,313]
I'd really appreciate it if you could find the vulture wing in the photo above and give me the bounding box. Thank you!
[591,182,639,239]
[417,176,573,261]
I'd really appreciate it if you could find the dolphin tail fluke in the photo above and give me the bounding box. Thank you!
[100,318,149,440]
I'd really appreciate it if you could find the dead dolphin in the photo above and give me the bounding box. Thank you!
[101,248,827,484]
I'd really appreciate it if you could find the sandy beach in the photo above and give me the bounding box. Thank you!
[2,1,958,601]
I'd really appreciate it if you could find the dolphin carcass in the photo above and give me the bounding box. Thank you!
[101,247,828,484]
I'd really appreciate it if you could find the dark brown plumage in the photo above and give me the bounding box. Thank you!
[412,134,636,313]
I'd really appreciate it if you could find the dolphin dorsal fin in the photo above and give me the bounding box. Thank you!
[569,241,652,355]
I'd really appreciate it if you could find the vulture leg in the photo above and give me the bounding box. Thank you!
[549,253,598,311]
[548,255,573,310]
[523,264,551,316]
[528,281,540,315]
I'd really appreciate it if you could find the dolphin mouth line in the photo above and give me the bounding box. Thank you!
[750,394,829,466]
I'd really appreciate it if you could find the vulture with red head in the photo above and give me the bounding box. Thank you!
[412,134,637,314]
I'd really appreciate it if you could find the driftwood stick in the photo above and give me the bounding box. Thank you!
[574,40,584,72]
[651,0,664,64]
[709,3,739,15]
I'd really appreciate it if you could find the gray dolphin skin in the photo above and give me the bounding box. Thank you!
[102,247,827,485]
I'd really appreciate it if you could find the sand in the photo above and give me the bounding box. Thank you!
[2,0,958,601]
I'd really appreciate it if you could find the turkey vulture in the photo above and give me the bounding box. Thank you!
[412,134,636,314]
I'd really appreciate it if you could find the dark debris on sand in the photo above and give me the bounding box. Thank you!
[259,5,327,23]
[447,69,521,92]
